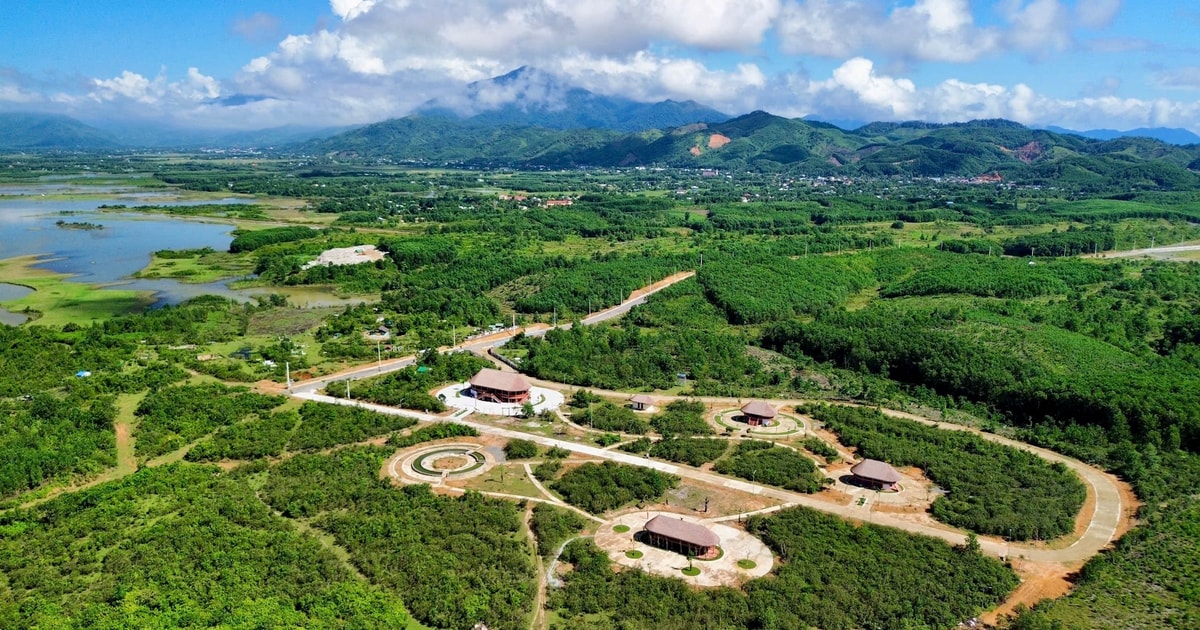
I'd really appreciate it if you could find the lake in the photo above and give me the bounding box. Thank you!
[0,184,365,323]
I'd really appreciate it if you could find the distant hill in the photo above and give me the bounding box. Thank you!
[0,113,119,149]
[90,121,353,149]
[1044,125,1200,146]
[297,111,1200,191]
[418,66,728,132]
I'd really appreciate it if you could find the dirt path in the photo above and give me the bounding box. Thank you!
[525,505,548,630]
[14,392,144,510]
[283,270,1133,620]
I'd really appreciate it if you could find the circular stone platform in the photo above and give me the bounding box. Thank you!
[593,511,774,587]
[388,442,494,485]
[435,383,564,417]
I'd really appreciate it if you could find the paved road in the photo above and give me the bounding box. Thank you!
[295,388,1118,564]
[285,268,1125,566]
[289,271,696,395]
[1087,241,1200,259]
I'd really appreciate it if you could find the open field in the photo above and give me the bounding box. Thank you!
[0,255,154,326]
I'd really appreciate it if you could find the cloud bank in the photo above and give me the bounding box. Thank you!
[4,0,1200,133]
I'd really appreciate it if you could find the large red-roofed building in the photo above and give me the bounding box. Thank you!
[850,458,902,491]
[740,400,777,427]
[469,368,532,404]
[642,515,720,558]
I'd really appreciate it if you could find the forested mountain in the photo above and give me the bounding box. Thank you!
[418,66,729,132]
[0,113,119,149]
[1044,125,1200,146]
[297,111,1200,187]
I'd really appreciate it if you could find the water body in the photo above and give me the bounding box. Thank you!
[0,185,358,315]
[0,283,33,325]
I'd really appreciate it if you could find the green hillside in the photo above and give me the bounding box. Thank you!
[297,112,1200,188]
[0,113,119,149]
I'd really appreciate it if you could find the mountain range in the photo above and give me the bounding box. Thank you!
[417,66,728,132]
[3,66,1200,191]
[297,111,1200,190]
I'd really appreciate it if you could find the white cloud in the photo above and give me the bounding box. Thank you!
[88,68,221,106]
[782,57,1200,132]
[231,12,282,43]
[809,57,918,118]
[778,0,1119,63]
[1075,0,1121,29]
[1001,0,1072,55]
[0,85,41,104]
[1152,66,1200,91]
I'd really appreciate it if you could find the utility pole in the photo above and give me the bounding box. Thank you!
[285,361,291,390]
[376,342,382,373]
[346,379,351,399]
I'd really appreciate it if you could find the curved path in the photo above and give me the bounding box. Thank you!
[294,388,1121,565]
[285,269,1126,567]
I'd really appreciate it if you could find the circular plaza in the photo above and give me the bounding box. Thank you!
[594,511,774,587]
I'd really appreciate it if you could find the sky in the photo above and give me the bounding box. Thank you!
[3,0,1200,132]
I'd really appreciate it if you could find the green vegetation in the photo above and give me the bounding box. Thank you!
[647,437,728,466]
[810,404,1087,540]
[549,462,679,514]
[0,256,154,327]
[698,250,874,324]
[648,400,712,437]
[503,438,539,460]
[260,447,535,630]
[618,437,654,454]
[229,226,317,253]
[572,401,649,434]
[0,393,116,497]
[7,154,1200,628]
[551,505,1016,629]
[532,459,562,482]
[185,410,297,461]
[529,503,587,557]
[713,441,827,493]
[331,350,490,412]
[387,422,479,448]
[0,465,411,628]
[800,435,840,462]
[1007,495,1200,629]
[289,401,418,450]
[133,383,285,458]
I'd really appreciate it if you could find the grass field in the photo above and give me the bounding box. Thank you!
[134,249,257,284]
[0,255,155,327]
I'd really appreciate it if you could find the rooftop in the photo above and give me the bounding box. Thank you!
[644,515,720,548]
[740,400,777,418]
[851,458,902,483]
[469,368,531,393]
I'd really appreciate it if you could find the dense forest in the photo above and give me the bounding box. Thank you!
[260,447,536,630]
[5,154,1200,629]
[0,464,412,628]
[807,404,1086,540]
[133,383,284,458]
[712,440,828,493]
[548,462,680,514]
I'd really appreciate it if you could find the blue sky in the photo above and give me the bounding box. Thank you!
[2,0,1199,132]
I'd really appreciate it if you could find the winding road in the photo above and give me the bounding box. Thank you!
[286,268,1128,567]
